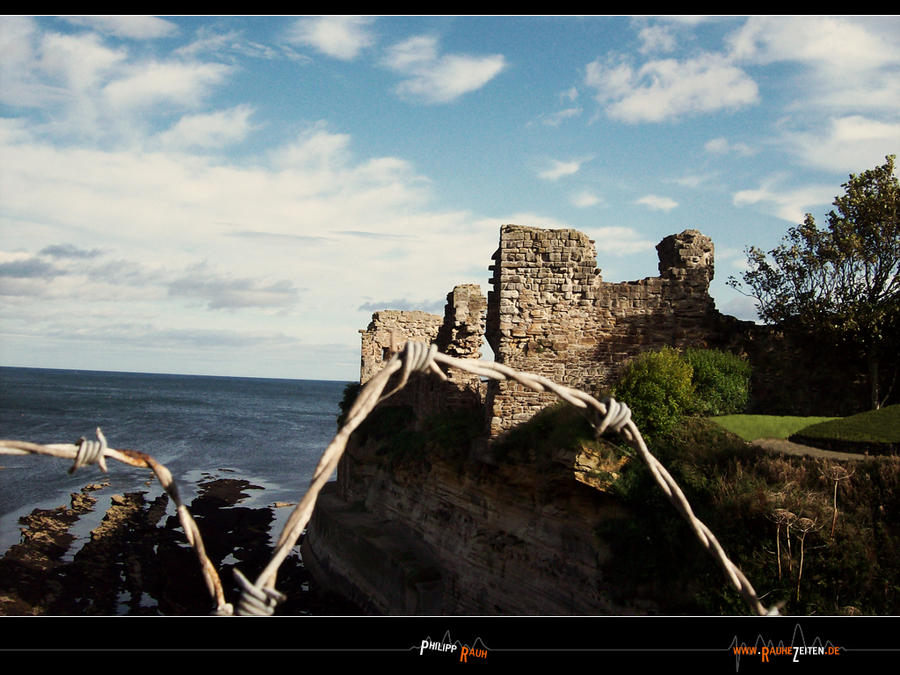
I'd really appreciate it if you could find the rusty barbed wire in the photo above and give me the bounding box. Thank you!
[0,429,231,614]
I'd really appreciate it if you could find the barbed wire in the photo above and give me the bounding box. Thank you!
[0,430,231,614]
[0,340,774,616]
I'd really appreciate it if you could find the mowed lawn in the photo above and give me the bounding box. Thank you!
[713,406,899,450]
[711,414,840,442]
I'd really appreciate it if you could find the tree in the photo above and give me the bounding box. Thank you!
[729,155,900,410]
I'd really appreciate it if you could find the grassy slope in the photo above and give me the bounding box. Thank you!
[789,405,900,454]
[711,415,839,441]
[793,405,900,443]
[494,405,900,615]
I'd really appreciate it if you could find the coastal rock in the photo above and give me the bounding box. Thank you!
[0,477,340,615]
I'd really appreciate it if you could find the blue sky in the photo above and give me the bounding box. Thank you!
[1,15,898,381]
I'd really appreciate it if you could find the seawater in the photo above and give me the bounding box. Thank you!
[0,366,351,558]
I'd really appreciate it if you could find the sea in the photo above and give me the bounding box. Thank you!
[0,366,351,583]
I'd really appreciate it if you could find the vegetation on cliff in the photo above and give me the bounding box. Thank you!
[493,404,899,615]
[335,352,898,615]
[606,417,899,615]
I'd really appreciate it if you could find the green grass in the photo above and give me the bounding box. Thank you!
[789,405,900,454]
[711,414,839,442]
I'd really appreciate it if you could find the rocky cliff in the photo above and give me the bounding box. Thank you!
[302,399,656,614]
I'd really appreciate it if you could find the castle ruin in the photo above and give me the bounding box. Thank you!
[360,224,748,434]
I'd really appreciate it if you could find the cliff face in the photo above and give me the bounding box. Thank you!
[303,401,651,615]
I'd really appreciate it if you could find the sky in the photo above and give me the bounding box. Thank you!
[1,15,898,381]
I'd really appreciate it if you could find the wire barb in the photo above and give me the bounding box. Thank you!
[595,397,632,435]
[69,427,109,474]
[233,568,286,616]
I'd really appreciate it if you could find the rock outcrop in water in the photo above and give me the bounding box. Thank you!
[0,477,354,615]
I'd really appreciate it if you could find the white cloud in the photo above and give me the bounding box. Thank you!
[538,158,585,181]
[585,52,759,123]
[638,24,676,54]
[103,60,232,110]
[572,191,602,208]
[719,293,760,323]
[61,15,178,40]
[0,119,486,311]
[781,115,900,173]
[0,19,43,107]
[732,177,836,223]
[590,226,656,255]
[704,137,728,154]
[728,16,898,73]
[383,35,506,104]
[269,122,353,173]
[540,107,582,127]
[636,194,678,211]
[39,31,127,92]
[1,18,125,109]
[157,105,256,149]
[285,16,375,60]
[559,86,578,102]
[168,262,299,311]
[671,173,715,188]
[1,21,233,144]
[176,27,286,62]
[704,136,755,156]
[727,16,900,113]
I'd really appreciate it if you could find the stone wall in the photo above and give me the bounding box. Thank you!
[358,284,488,419]
[359,310,444,384]
[483,224,738,433]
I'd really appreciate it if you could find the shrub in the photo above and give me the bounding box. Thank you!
[683,348,751,416]
[612,347,695,439]
[336,381,362,429]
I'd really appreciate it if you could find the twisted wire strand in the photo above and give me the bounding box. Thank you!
[233,568,285,616]
[0,340,773,616]
[70,428,109,474]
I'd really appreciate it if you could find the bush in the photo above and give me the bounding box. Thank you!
[683,348,751,416]
[612,347,752,438]
[612,347,695,439]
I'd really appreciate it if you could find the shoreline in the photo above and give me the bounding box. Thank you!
[0,475,362,616]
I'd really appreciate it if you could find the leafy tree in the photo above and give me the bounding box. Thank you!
[729,155,899,409]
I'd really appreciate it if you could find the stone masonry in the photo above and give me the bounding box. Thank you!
[359,310,443,385]
[359,284,488,418]
[359,224,745,435]
[484,225,726,433]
